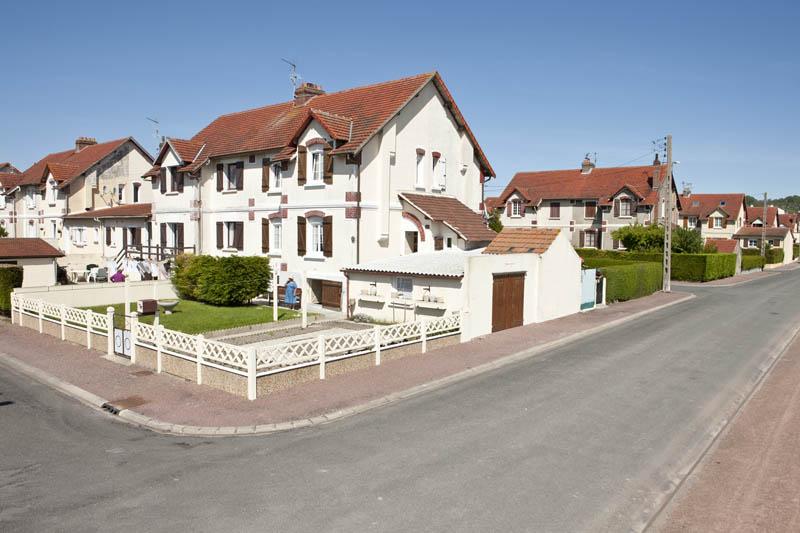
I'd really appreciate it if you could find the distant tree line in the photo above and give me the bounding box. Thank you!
[745,194,800,213]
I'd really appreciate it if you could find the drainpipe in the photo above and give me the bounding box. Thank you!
[356,161,361,264]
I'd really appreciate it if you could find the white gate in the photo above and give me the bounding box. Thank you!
[581,268,597,310]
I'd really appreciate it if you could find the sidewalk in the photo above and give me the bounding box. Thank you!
[0,291,690,435]
[655,327,800,532]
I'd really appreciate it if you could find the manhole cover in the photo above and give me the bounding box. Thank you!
[108,396,147,410]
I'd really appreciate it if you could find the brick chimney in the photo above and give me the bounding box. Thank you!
[293,82,325,106]
[653,153,661,166]
[580,154,595,174]
[75,137,97,152]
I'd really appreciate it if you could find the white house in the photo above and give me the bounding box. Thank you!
[733,226,794,265]
[677,192,746,241]
[144,72,496,310]
[0,238,63,287]
[487,156,680,251]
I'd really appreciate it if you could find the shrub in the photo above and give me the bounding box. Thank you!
[576,249,736,281]
[598,262,662,302]
[612,224,664,252]
[673,226,704,253]
[703,242,718,253]
[0,266,23,315]
[172,254,218,300]
[794,244,799,260]
[487,208,503,233]
[741,255,766,271]
[767,248,784,264]
[196,256,271,306]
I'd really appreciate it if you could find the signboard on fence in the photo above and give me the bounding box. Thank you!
[114,328,132,357]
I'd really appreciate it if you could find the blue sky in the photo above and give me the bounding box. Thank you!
[1,0,797,197]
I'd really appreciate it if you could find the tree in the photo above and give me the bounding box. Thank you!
[0,226,7,238]
[612,224,703,253]
[487,208,503,233]
[672,226,703,253]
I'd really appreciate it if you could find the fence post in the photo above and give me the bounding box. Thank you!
[60,304,66,340]
[272,269,279,322]
[247,347,257,401]
[374,325,381,366]
[129,312,138,364]
[37,299,43,333]
[196,334,205,385]
[106,306,114,355]
[156,325,164,373]
[318,335,326,380]
[421,320,428,354]
[9,295,15,325]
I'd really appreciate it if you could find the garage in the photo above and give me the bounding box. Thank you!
[320,280,342,309]
[491,272,525,332]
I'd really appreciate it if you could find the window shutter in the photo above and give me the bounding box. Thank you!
[105,227,112,246]
[519,203,525,218]
[722,217,727,229]
[708,218,713,229]
[215,163,223,191]
[176,223,184,251]
[261,218,269,253]
[322,216,333,257]
[506,203,511,216]
[683,217,688,228]
[297,146,307,186]
[579,230,585,247]
[613,199,620,218]
[216,222,223,249]
[262,158,270,192]
[160,223,167,248]
[122,227,128,249]
[132,228,140,247]
[434,236,444,250]
[234,221,244,250]
[159,168,167,194]
[323,147,333,184]
[177,171,184,193]
[297,216,306,256]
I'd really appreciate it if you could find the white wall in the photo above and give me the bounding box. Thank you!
[347,273,463,323]
[16,258,58,287]
[536,233,582,322]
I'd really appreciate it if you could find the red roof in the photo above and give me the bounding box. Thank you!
[498,164,672,208]
[483,228,559,254]
[400,192,497,243]
[778,212,798,228]
[145,72,493,178]
[0,163,20,174]
[679,193,745,221]
[63,203,152,219]
[746,205,779,226]
[0,171,25,190]
[705,238,739,253]
[484,196,503,211]
[734,226,790,239]
[0,238,63,259]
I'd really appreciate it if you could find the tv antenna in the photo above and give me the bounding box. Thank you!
[146,117,161,149]
[281,58,301,88]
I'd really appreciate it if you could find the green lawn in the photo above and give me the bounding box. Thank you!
[86,299,300,334]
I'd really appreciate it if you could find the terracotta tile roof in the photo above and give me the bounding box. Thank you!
[168,138,205,163]
[63,203,152,219]
[483,228,560,255]
[745,205,779,226]
[734,226,790,239]
[778,212,798,227]
[0,238,63,258]
[0,171,24,190]
[498,164,672,208]
[0,162,20,174]
[150,72,493,177]
[400,192,496,243]
[679,193,745,220]
[484,196,503,211]
[705,238,739,253]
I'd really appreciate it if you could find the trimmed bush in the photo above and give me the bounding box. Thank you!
[741,255,766,271]
[793,244,799,260]
[767,248,784,264]
[0,266,23,315]
[597,262,662,302]
[577,249,736,281]
[172,255,271,306]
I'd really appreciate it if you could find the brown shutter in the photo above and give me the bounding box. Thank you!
[297,146,307,185]
[434,236,444,250]
[216,164,224,191]
[216,222,224,249]
[519,203,525,218]
[132,228,141,247]
[262,158,270,192]
[297,216,306,256]
[261,218,269,253]
[579,230,585,247]
[236,162,244,191]
[177,171,184,193]
[160,223,167,248]
[159,168,167,194]
[122,227,128,249]
[105,227,112,246]
[708,217,713,229]
[323,147,333,184]
[322,216,333,257]
[234,221,243,250]
[176,223,184,250]
[683,217,688,228]
[506,203,511,216]
[722,217,727,229]
[613,199,620,218]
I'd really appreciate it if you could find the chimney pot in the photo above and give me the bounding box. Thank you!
[580,154,595,174]
[653,153,661,166]
[75,136,97,152]
[293,82,325,106]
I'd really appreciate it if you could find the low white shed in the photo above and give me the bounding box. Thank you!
[0,238,63,287]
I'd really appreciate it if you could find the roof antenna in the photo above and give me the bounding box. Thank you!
[281,58,301,89]
[145,117,162,151]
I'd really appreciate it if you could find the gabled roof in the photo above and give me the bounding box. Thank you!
[778,212,798,228]
[63,203,151,219]
[0,162,20,174]
[745,205,779,226]
[147,72,493,177]
[483,228,560,254]
[679,193,745,221]
[400,192,497,243]
[705,238,739,253]
[0,238,63,259]
[498,164,674,208]
[734,226,790,239]
[0,171,24,190]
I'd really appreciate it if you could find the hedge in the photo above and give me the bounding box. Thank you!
[741,255,766,271]
[794,244,799,260]
[172,254,271,306]
[0,266,23,315]
[742,247,785,264]
[596,262,663,302]
[577,249,736,281]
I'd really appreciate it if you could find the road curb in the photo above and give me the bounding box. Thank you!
[2,293,695,438]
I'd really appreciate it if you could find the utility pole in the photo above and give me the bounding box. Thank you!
[760,192,768,257]
[662,134,673,292]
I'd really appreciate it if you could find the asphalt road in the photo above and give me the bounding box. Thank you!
[2,270,800,533]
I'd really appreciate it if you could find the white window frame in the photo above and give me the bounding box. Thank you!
[435,157,447,190]
[117,184,125,204]
[225,221,236,249]
[310,149,324,183]
[688,216,698,227]
[713,217,723,229]
[46,178,57,206]
[50,220,57,240]
[511,200,521,217]
[415,153,425,188]
[272,164,282,190]
[748,239,757,248]
[308,217,324,256]
[446,237,453,248]
[225,163,238,191]
[0,191,6,209]
[72,227,86,246]
[93,227,100,244]
[394,276,413,298]
[619,198,632,217]
[271,220,282,253]
[26,187,36,210]
[133,183,141,203]
[585,231,597,248]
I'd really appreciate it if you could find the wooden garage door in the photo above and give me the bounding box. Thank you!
[492,273,525,333]
[321,281,342,309]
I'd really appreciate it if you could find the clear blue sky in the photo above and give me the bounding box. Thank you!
[2,0,797,197]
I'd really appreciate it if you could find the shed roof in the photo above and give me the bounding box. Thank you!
[63,203,151,219]
[0,238,63,258]
[483,228,560,255]
[343,250,479,278]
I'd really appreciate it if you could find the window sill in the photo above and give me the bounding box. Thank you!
[304,255,326,261]
[266,190,282,196]
[222,247,240,253]
[304,183,325,190]
[414,185,426,191]
[268,251,282,257]
[165,192,180,197]
[618,215,633,219]
[221,190,238,195]
[548,217,561,220]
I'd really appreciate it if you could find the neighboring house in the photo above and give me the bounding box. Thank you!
[745,205,780,227]
[677,192,746,240]
[144,72,494,310]
[0,162,20,174]
[492,156,680,250]
[8,137,153,268]
[0,171,25,236]
[778,212,800,242]
[61,203,153,267]
[733,226,794,265]
[0,238,63,287]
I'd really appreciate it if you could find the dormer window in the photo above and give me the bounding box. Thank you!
[619,197,632,217]
[310,149,324,183]
[46,178,57,206]
[272,164,281,189]
[713,216,723,228]
[692,200,700,207]
[511,200,522,217]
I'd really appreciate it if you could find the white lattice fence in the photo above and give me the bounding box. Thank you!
[325,329,375,358]
[257,338,319,369]
[134,322,158,346]
[202,338,248,371]
[160,328,198,358]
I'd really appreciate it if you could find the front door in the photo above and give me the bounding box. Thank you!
[320,281,342,310]
[491,272,525,333]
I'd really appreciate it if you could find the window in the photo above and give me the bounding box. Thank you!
[93,227,100,244]
[272,221,282,252]
[432,156,446,190]
[752,220,763,227]
[511,200,522,217]
[309,218,324,255]
[619,198,632,217]
[25,188,36,209]
[415,153,424,188]
[133,183,141,203]
[446,237,453,248]
[549,202,560,219]
[0,192,5,209]
[688,216,698,227]
[584,201,597,218]
[72,227,86,245]
[310,150,324,182]
[713,217,723,228]
[25,220,36,237]
[584,231,597,248]
[226,163,239,190]
[46,178,57,206]
[394,277,413,298]
[51,221,58,240]
[226,221,236,248]
[272,164,281,189]
[748,239,758,248]
[117,184,125,204]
